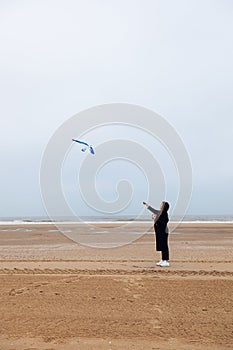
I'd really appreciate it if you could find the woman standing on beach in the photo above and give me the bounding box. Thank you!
[143,201,170,267]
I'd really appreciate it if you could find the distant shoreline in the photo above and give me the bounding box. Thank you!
[1,220,233,225]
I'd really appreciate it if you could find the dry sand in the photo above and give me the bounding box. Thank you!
[0,222,232,349]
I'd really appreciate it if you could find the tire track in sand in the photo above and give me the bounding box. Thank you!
[0,268,232,278]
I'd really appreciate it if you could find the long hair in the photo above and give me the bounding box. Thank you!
[161,201,169,213]
[155,201,169,226]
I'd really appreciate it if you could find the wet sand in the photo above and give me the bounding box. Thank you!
[0,223,232,349]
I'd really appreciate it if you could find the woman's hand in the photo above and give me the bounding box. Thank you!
[143,201,148,206]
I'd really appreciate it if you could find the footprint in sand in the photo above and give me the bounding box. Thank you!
[153,305,163,314]
[148,318,161,329]
[132,293,142,299]
[9,287,29,296]
[8,281,50,296]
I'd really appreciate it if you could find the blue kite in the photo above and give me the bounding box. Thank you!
[72,139,95,155]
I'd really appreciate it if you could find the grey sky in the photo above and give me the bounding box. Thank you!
[0,0,233,217]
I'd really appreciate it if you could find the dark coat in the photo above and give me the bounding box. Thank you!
[154,211,169,251]
[147,204,169,251]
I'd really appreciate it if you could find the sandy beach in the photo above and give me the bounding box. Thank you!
[0,222,232,349]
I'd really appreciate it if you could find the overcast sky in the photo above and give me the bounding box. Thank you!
[0,0,233,217]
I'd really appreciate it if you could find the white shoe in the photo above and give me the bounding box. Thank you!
[156,260,163,266]
[159,261,170,267]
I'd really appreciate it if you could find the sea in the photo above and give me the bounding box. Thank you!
[0,215,233,225]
